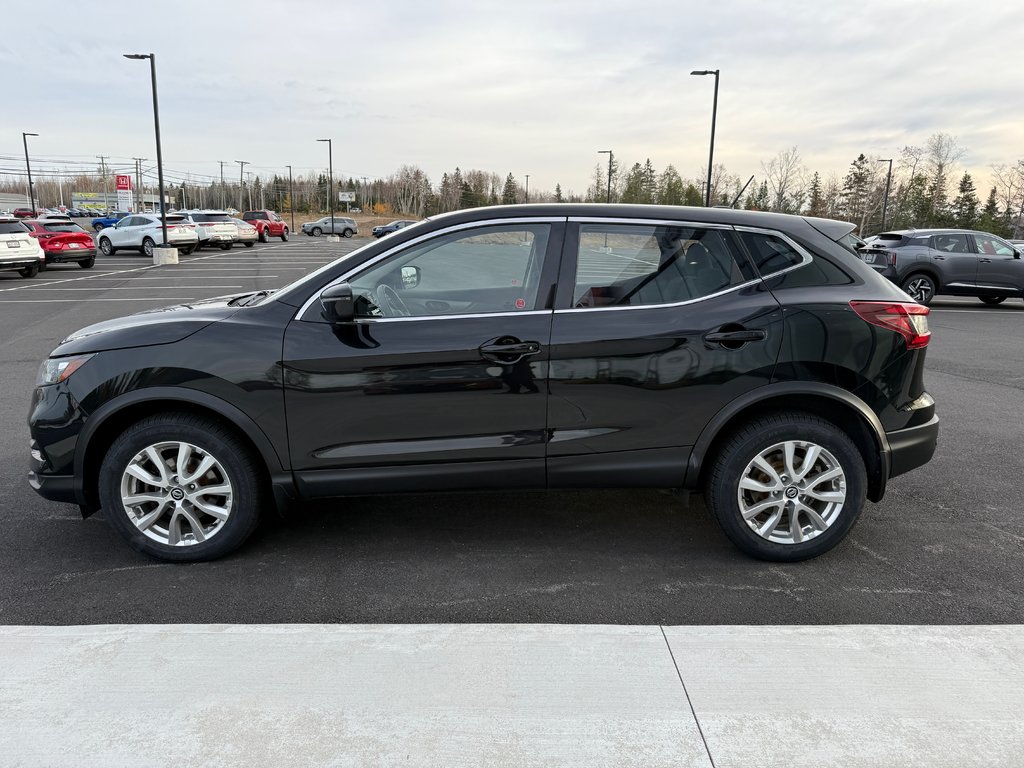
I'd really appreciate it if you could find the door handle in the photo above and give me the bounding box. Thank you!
[979,258,992,263]
[479,337,541,363]
[704,329,766,344]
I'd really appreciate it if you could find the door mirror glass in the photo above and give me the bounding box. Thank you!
[400,265,420,289]
[320,282,355,323]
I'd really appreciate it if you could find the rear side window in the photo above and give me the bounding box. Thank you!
[573,224,752,308]
[931,234,969,253]
[737,232,807,275]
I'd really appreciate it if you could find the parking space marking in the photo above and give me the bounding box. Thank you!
[14,286,245,291]
[0,298,204,303]
[0,252,225,293]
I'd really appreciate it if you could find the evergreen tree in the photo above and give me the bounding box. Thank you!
[554,183,564,203]
[619,163,646,204]
[977,187,1001,234]
[747,181,770,211]
[682,183,703,206]
[501,173,519,205]
[657,165,685,206]
[806,172,824,217]
[839,154,870,225]
[950,173,980,229]
[641,158,657,203]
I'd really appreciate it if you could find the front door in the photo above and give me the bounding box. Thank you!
[972,233,1024,296]
[545,220,784,488]
[930,233,977,291]
[282,219,563,497]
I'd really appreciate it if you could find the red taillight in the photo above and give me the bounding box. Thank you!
[888,250,898,266]
[850,301,930,349]
[48,241,64,249]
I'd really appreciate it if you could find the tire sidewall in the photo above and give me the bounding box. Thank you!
[98,418,262,562]
[707,415,867,561]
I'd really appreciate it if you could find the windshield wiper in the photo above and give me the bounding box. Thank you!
[228,289,276,307]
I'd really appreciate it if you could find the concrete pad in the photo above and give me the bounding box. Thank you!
[0,624,711,768]
[326,234,342,242]
[663,625,1024,768]
[152,246,178,265]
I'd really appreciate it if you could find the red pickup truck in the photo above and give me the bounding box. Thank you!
[241,210,289,242]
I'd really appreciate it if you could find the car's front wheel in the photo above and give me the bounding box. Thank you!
[142,237,155,257]
[979,296,1006,305]
[98,413,266,562]
[704,412,866,562]
[901,273,936,305]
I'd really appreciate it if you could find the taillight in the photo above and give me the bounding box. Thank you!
[888,250,898,266]
[850,301,930,349]
[48,241,64,249]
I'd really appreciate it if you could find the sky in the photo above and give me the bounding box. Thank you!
[2,0,1023,195]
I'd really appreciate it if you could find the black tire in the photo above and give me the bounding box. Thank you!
[900,273,936,306]
[704,411,867,562]
[259,227,269,243]
[180,245,195,256]
[312,227,323,237]
[979,296,1006,305]
[98,413,267,562]
[220,242,232,250]
[78,257,95,269]
[281,227,289,242]
[19,264,40,278]
[343,228,353,238]
[142,237,155,258]
[98,237,115,256]
[244,241,255,248]
[93,223,105,231]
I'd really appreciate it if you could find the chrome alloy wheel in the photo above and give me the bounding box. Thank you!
[904,277,933,304]
[736,440,847,545]
[118,441,233,546]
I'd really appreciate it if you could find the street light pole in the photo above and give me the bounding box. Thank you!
[598,150,613,203]
[22,132,38,214]
[286,164,295,230]
[235,161,248,211]
[691,69,720,207]
[878,158,893,231]
[317,139,333,226]
[524,174,530,204]
[124,53,169,244]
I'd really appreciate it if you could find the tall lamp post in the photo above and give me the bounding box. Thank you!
[597,150,613,203]
[22,132,38,214]
[123,53,169,246]
[524,174,530,204]
[286,164,295,231]
[878,158,893,231]
[691,69,720,207]
[317,139,333,226]
[235,161,248,212]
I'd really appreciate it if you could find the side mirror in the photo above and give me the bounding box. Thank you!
[400,265,421,289]
[320,282,355,323]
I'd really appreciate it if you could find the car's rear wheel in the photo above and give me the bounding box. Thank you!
[901,273,936,305]
[19,264,40,278]
[142,237,155,257]
[180,245,195,255]
[244,241,255,248]
[78,257,95,269]
[281,227,289,242]
[220,243,232,250]
[312,227,323,237]
[343,228,353,238]
[979,296,1006,305]
[93,223,105,231]
[704,412,866,562]
[98,413,266,562]
[98,237,114,256]
[259,227,269,243]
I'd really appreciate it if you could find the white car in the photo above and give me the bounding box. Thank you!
[230,218,258,247]
[96,214,200,257]
[177,210,239,250]
[0,216,46,277]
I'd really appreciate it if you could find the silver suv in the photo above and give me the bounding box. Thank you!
[859,228,1024,306]
[301,216,358,237]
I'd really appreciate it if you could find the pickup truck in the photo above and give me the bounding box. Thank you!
[241,210,289,242]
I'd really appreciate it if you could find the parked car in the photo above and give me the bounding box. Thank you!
[372,219,416,238]
[241,210,290,242]
[230,218,258,247]
[176,210,239,250]
[91,212,128,231]
[24,219,97,268]
[858,228,1024,305]
[27,204,938,563]
[95,213,199,257]
[302,216,358,237]
[13,208,37,219]
[0,216,45,277]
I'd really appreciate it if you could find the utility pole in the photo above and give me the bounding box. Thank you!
[597,150,613,203]
[525,174,530,204]
[132,157,146,211]
[236,161,248,211]
[286,165,295,230]
[56,167,64,207]
[219,161,226,209]
[690,69,721,207]
[361,176,368,210]
[96,155,109,210]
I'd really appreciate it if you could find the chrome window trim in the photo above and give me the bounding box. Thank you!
[351,309,553,324]
[569,216,732,230]
[294,216,566,320]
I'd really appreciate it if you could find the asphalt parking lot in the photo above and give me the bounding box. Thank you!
[0,240,1022,626]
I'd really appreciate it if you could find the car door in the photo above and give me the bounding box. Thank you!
[282,218,564,497]
[545,218,784,488]
[972,233,1024,295]
[929,233,977,290]
[108,216,137,247]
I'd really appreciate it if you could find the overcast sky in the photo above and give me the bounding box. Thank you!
[3,0,1022,194]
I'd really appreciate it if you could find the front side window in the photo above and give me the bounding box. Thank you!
[974,234,1015,257]
[349,223,551,318]
[573,223,751,308]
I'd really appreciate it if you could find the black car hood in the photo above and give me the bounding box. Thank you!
[52,294,245,356]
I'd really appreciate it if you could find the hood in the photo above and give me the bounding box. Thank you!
[52,294,245,356]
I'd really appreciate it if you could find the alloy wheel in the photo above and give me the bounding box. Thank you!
[904,277,933,304]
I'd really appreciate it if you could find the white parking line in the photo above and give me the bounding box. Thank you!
[0,252,224,293]
[14,286,243,291]
[0,298,202,303]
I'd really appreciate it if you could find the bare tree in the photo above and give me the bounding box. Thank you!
[760,146,806,213]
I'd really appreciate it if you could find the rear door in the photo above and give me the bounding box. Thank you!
[545,218,783,487]
[972,233,1024,295]
[929,233,977,289]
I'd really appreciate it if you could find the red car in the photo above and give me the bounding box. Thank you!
[24,219,97,268]
[241,210,289,242]
[13,208,39,219]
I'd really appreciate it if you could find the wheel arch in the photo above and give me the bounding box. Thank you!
[685,383,891,502]
[75,387,291,514]
[900,265,943,291]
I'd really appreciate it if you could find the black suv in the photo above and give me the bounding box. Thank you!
[28,204,938,563]
[859,228,1024,305]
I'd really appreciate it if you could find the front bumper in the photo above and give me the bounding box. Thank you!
[887,414,939,478]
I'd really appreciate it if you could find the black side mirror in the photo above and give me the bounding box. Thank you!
[321,282,355,323]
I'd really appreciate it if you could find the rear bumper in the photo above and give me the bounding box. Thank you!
[0,256,43,269]
[886,414,939,478]
[45,247,96,264]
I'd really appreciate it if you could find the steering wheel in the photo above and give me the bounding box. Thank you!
[375,284,412,317]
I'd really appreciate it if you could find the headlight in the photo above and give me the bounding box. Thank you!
[37,354,94,386]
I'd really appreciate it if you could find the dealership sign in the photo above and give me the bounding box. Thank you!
[116,175,133,211]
